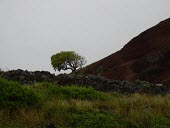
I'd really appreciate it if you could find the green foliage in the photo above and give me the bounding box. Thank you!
[65,106,127,128]
[151,117,170,128]
[0,79,170,127]
[51,51,86,72]
[43,83,108,100]
[0,77,39,109]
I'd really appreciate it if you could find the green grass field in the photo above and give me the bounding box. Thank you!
[0,77,170,128]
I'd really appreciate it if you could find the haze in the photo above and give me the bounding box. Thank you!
[0,0,169,74]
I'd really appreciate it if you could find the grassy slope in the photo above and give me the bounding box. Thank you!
[0,78,170,128]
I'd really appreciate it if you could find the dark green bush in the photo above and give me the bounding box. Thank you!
[0,77,39,109]
[44,83,107,100]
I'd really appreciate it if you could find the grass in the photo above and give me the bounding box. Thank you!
[0,78,39,109]
[0,77,170,128]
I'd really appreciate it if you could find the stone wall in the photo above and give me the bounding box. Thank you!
[56,74,168,94]
[2,69,56,84]
[1,69,169,94]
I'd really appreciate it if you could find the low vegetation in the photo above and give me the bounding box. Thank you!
[0,77,170,128]
[0,78,39,109]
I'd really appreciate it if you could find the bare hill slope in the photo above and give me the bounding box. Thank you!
[79,18,170,83]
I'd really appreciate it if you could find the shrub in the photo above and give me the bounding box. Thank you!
[0,77,39,109]
[44,83,108,100]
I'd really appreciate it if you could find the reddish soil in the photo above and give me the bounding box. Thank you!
[79,18,170,83]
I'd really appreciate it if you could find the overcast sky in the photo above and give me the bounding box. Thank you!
[0,0,170,74]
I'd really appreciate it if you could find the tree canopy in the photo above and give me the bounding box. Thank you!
[51,51,86,72]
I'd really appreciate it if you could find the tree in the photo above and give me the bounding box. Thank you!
[51,51,86,73]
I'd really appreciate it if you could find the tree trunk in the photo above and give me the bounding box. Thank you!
[71,67,76,73]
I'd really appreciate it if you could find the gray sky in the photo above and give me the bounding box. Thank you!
[0,0,170,74]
